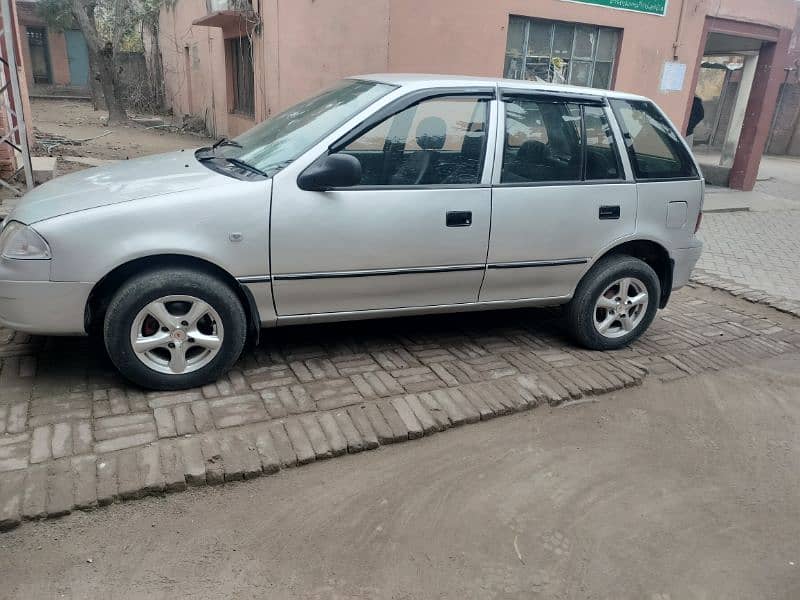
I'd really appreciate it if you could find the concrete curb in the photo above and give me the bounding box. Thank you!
[702,206,750,214]
[691,269,800,318]
[0,361,648,532]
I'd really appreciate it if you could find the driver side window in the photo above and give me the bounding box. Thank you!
[339,96,490,186]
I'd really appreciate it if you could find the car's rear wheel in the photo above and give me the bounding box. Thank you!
[565,255,660,350]
[104,268,247,390]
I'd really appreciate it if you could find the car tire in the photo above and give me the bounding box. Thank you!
[565,255,660,351]
[103,268,247,390]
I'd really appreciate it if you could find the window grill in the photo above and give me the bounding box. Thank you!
[504,16,620,90]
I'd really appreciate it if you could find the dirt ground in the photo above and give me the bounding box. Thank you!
[31,98,212,170]
[0,99,212,213]
[1,351,799,600]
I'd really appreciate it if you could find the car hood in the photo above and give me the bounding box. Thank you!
[9,150,238,225]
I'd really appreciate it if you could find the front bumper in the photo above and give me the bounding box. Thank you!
[672,243,704,290]
[0,280,91,335]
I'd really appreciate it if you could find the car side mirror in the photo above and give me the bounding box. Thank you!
[297,154,362,191]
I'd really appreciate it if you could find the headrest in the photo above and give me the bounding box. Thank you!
[416,117,447,151]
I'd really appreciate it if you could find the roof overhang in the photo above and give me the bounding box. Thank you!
[192,10,257,29]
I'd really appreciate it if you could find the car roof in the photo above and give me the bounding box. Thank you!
[353,73,649,102]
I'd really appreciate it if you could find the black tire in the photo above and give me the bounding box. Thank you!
[565,255,660,350]
[103,268,247,390]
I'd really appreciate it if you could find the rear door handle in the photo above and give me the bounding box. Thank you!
[446,211,472,227]
[599,205,621,220]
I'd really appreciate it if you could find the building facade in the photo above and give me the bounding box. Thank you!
[159,0,797,190]
[765,10,800,156]
[16,0,90,91]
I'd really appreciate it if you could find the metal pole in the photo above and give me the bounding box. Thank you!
[1,0,34,191]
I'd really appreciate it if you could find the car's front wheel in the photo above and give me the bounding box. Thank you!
[565,255,660,350]
[103,268,247,390]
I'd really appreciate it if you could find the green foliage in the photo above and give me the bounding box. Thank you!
[142,0,167,18]
[119,29,145,53]
[38,0,169,48]
[36,0,75,32]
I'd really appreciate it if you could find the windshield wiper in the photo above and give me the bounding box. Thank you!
[212,137,243,149]
[223,157,268,177]
[196,153,268,178]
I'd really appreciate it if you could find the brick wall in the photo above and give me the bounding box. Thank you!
[767,83,800,156]
[766,10,800,156]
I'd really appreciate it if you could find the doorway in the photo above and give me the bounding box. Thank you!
[26,27,52,84]
[686,18,790,190]
[65,30,90,88]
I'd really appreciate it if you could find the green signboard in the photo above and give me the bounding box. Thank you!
[564,0,668,16]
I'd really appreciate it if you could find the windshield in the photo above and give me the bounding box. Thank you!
[215,79,396,176]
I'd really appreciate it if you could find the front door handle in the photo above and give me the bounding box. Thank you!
[599,205,621,220]
[446,211,472,227]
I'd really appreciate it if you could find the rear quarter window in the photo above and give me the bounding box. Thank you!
[610,99,697,180]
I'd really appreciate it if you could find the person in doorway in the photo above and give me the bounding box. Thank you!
[686,95,705,146]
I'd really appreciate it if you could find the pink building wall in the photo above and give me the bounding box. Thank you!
[160,0,796,137]
[160,0,390,136]
[386,0,796,129]
[160,1,232,136]
[47,30,70,85]
[260,0,390,112]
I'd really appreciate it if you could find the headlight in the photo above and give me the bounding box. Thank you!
[0,221,52,260]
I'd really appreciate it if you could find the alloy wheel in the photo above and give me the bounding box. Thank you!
[593,277,649,339]
[129,295,224,375]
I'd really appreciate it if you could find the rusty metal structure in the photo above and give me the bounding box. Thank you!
[0,0,33,195]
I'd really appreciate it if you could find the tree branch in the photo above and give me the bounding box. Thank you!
[111,0,125,50]
[69,0,100,52]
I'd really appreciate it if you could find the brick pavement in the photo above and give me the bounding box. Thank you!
[696,210,800,308]
[2,285,800,531]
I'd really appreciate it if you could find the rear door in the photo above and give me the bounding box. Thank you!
[480,91,637,302]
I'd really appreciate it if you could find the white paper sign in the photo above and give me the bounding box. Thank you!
[660,62,687,92]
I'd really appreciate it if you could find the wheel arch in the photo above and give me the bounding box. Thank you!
[589,239,674,308]
[85,254,261,344]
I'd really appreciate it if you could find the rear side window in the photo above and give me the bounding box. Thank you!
[501,97,623,184]
[610,99,697,180]
[502,98,582,183]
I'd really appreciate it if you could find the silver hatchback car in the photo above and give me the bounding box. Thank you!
[0,74,703,390]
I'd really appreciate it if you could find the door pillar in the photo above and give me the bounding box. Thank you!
[729,28,793,190]
[719,53,758,167]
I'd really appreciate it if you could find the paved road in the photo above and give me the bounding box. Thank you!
[697,209,800,303]
[3,285,800,526]
[2,351,799,599]
[694,154,800,307]
[755,155,800,205]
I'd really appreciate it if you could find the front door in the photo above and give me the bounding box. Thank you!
[65,30,90,87]
[481,93,637,302]
[271,92,495,316]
